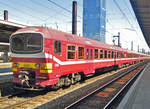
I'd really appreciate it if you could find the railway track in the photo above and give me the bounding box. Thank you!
[0,91,32,109]
[64,63,147,109]
[0,89,54,109]
[0,62,147,109]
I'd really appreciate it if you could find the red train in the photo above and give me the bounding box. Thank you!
[10,27,149,90]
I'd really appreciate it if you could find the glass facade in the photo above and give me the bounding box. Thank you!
[83,0,106,43]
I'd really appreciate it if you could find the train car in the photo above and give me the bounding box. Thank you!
[10,27,149,90]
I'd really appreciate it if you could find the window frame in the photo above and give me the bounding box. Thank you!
[104,50,107,59]
[54,40,62,54]
[112,51,114,58]
[94,48,99,59]
[67,44,76,60]
[117,52,119,58]
[100,49,103,59]
[108,50,111,58]
[78,46,85,59]
[11,33,43,54]
[114,51,117,58]
[121,52,125,58]
[86,48,89,59]
[90,49,93,59]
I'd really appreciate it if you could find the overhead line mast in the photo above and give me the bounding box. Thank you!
[72,1,77,35]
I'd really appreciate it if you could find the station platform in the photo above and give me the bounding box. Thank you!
[0,62,11,68]
[117,62,150,109]
[0,62,12,83]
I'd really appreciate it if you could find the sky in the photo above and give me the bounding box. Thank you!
[0,0,149,52]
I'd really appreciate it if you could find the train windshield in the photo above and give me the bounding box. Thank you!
[11,33,43,54]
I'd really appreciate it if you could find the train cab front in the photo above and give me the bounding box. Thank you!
[10,29,56,90]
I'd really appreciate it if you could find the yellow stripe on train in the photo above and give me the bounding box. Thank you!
[44,63,53,69]
[12,62,52,69]
[12,68,17,71]
[40,70,52,73]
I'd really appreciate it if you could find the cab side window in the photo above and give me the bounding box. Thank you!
[54,41,61,54]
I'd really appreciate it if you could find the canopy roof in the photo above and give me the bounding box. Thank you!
[130,0,150,48]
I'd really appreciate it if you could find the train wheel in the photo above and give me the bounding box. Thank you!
[57,78,65,87]
[64,77,71,87]
[71,78,76,85]
[75,73,81,82]
[51,84,60,90]
[51,78,65,90]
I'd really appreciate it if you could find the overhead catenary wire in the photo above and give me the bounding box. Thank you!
[113,0,144,42]
[29,0,82,27]
[113,0,134,29]
[18,0,57,22]
[122,0,136,20]
[0,1,45,21]
[29,0,71,20]
[0,0,71,26]
[107,0,148,51]
[47,0,82,19]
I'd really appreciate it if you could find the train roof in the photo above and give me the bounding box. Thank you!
[46,27,125,52]
[13,27,132,52]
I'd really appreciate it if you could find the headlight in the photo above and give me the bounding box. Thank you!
[35,63,40,68]
[35,63,45,69]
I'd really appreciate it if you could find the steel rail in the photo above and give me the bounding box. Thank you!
[103,64,146,109]
[0,91,24,102]
[0,91,32,109]
[2,98,32,109]
[64,63,145,109]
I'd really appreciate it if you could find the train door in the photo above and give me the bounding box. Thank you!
[114,51,117,66]
[53,40,62,74]
[85,48,94,74]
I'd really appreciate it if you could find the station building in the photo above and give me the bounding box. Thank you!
[83,0,106,43]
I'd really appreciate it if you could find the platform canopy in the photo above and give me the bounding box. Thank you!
[130,0,150,48]
[0,19,26,51]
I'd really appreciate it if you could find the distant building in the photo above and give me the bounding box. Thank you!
[83,0,106,42]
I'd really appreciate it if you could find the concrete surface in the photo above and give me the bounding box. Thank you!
[117,63,150,109]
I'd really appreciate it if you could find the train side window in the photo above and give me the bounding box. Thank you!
[112,51,114,58]
[86,48,89,59]
[67,45,75,59]
[114,51,117,58]
[94,49,98,59]
[121,53,124,58]
[78,47,84,59]
[108,51,111,58]
[54,41,61,54]
[117,52,119,58]
[100,50,103,58]
[104,50,107,58]
[90,49,93,59]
